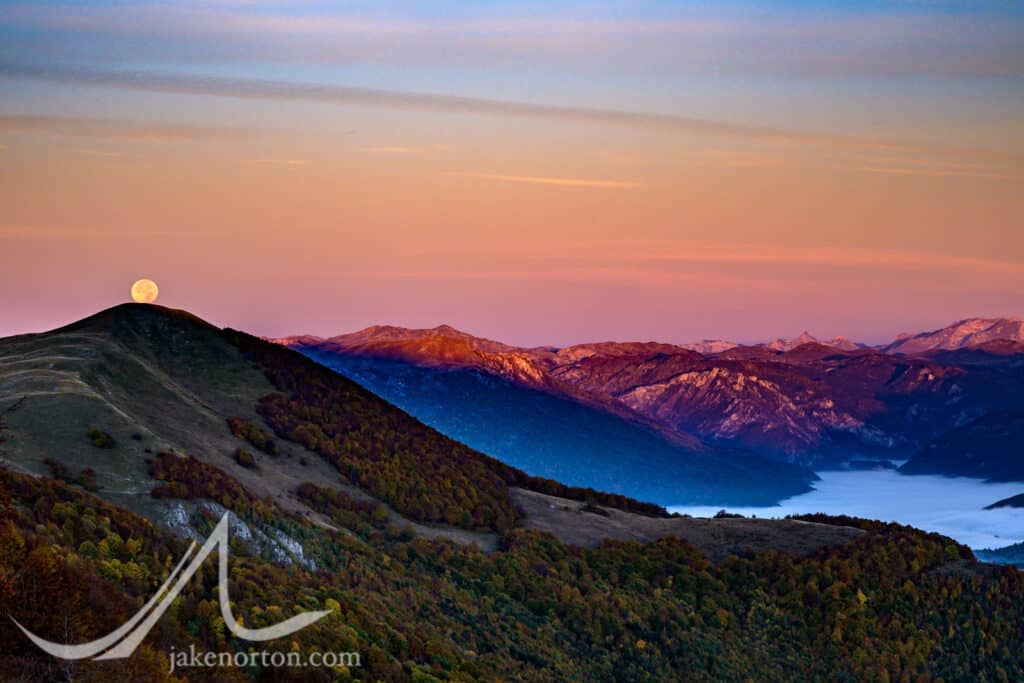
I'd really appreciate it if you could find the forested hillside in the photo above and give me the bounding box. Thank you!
[1,465,1022,681]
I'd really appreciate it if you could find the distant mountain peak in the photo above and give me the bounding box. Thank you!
[885,317,1024,354]
[763,331,864,353]
[679,339,739,355]
[765,331,820,352]
[294,322,519,357]
[270,334,324,346]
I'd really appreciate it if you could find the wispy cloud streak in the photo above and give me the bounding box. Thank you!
[0,114,253,141]
[428,241,1024,276]
[844,152,1018,179]
[245,158,304,165]
[367,144,448,154]
[2,4,1021,78]
[1,63,1016,161]
[855,166,1014,179]
[444,172,643,188]
[77,148,133,158]
[367,147,420,154]
[0,225,167,239]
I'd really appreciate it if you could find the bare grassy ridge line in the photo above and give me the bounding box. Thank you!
[511,488,865,560]
[0,316,505,550]
[0,324,336,520]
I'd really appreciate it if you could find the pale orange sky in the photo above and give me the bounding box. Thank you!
[1,2,1022,345]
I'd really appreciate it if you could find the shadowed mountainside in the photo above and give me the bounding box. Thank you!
[291,347,817,506]
[901,411,1024,481]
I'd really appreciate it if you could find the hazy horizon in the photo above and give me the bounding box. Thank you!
[4,298,1022,350]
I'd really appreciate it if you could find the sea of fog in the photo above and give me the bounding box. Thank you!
[669,469,1024,550]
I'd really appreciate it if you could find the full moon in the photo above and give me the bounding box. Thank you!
[130,278,159,304]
